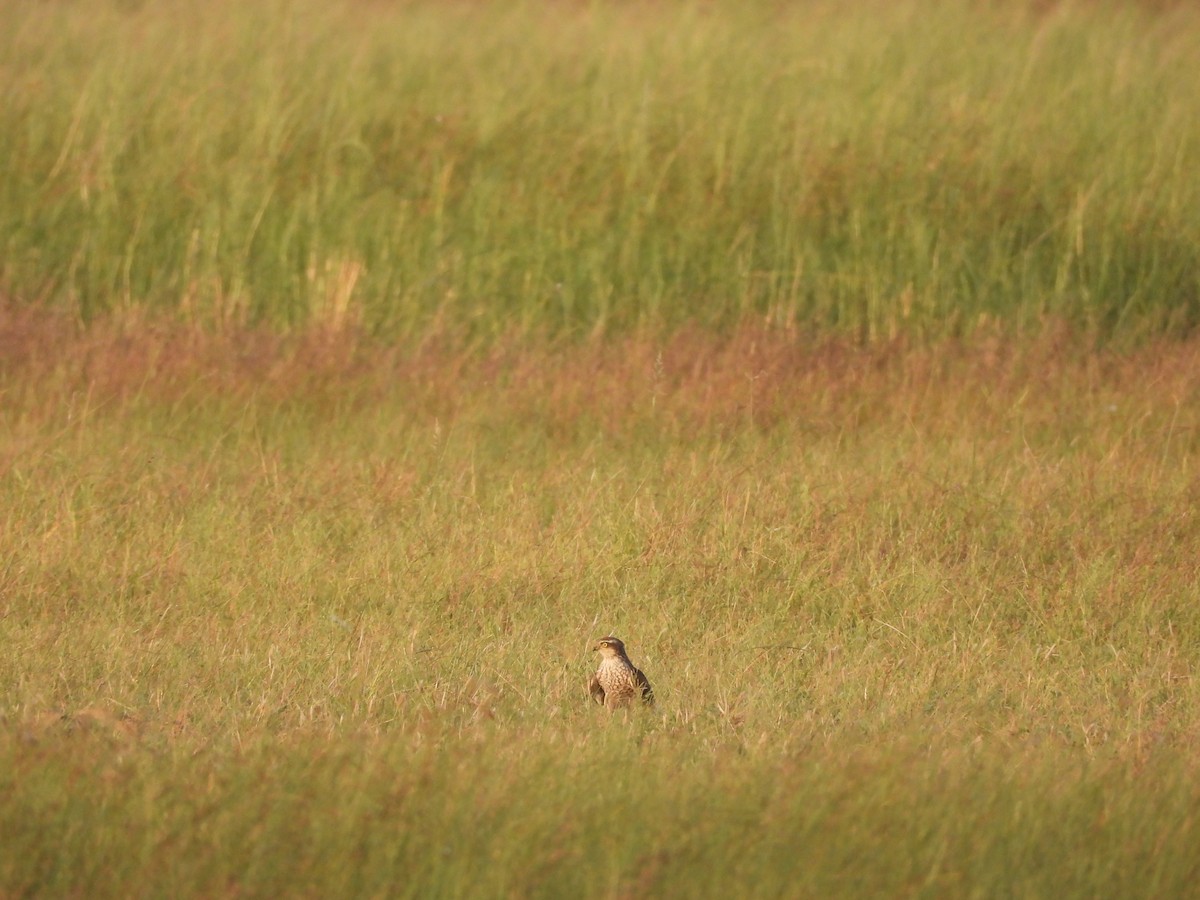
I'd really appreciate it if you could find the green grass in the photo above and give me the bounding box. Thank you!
[5,732,1199,897]
[2,315,1200,895]
[3,0,1200,894]
[2,0,1199,338]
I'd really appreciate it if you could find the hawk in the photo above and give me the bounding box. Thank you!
[588,636,654,709]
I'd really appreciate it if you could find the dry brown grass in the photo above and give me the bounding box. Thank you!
[3,303,1200,896]
[5,300,1198,436]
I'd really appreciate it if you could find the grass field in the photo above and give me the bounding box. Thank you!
[2,0,1198,338]
[3,0,1200,897]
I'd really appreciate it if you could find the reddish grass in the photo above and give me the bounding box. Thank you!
[3,301,1197,442]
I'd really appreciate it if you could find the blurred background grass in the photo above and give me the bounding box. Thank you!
[1,0,1198,340]
[4,0,1200,895]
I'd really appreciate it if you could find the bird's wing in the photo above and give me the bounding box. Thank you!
[588,674,606,705]
[634,667,654,705]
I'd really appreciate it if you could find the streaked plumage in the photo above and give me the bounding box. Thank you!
[588,636,654,709]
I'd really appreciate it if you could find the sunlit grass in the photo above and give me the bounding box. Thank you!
[1,0,1198,338]
[2,309,1199,895]
[3,0,1200,892]
[3,729,1198,898]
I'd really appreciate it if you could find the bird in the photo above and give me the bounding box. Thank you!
[588,636,654,709]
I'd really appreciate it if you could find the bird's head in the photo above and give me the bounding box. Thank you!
[594,636,627,659]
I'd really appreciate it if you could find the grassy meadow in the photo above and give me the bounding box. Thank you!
[3,0,1200,897]
[2,0,1199,338]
